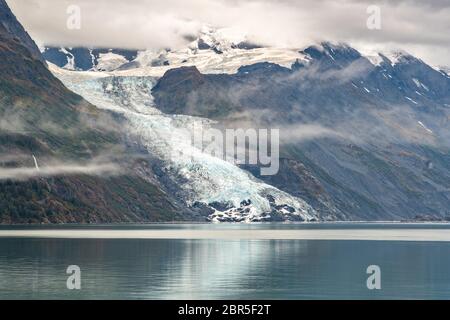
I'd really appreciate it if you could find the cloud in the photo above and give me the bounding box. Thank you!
[280,124,345,143]
[0,102,27,133]
[0,161,121,181]
[287,57,375,85]
[6,0,450,66]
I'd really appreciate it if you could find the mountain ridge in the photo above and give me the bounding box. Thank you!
[0,0,193,224]
[0,0,45,65]
[148,42,450,221]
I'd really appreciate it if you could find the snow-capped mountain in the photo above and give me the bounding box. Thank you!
[43,28,444,79]
[42,26,303,75]
[42,47,139,71]
[38,26,450,222]
[147,41,450,221]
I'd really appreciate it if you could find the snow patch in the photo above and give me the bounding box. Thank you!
[418,121,433,134]
[381,50,411,66]
[96,52,129,71]
[60,48,75,70]
[365,54,383,66]
[405,96,418,105]
[412,78,429,91]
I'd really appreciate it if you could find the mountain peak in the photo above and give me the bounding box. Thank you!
[438,66,450,76]
[190,25,262,53]
[298,42,363,70]
[379,50,418,66]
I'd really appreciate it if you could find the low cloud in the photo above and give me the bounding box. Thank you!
[289,58,375,86]
[0,161,121,181]
[280,124,346,143]
[0,111,27,134]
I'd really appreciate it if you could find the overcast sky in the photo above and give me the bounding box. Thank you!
[7,0,450,66]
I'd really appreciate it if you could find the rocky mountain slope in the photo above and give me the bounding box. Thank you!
[150,43,450,220]
[48,38,450,221]
[43,26,450,222]
[0,0,45,64]
[0,0,188,224]
[42,47,138,71]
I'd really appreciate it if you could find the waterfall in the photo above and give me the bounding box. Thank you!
[32,155,39,170]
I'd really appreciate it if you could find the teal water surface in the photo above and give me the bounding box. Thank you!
[0,223,450,300]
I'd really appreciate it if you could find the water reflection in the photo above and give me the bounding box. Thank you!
[0,237,450,299]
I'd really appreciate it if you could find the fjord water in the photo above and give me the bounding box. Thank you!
[1,223,450,300]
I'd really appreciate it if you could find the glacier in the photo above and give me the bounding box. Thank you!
[51,64,317,222]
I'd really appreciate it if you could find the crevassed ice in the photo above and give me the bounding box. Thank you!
[52,66,317,222]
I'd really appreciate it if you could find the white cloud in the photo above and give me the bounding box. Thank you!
[6,0,450,66]
[280,124,344,143]
[0,162,121,181]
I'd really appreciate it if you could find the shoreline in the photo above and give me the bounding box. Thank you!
[1,228,450,241]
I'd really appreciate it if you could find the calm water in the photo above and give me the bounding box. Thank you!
[1,223,450,300]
